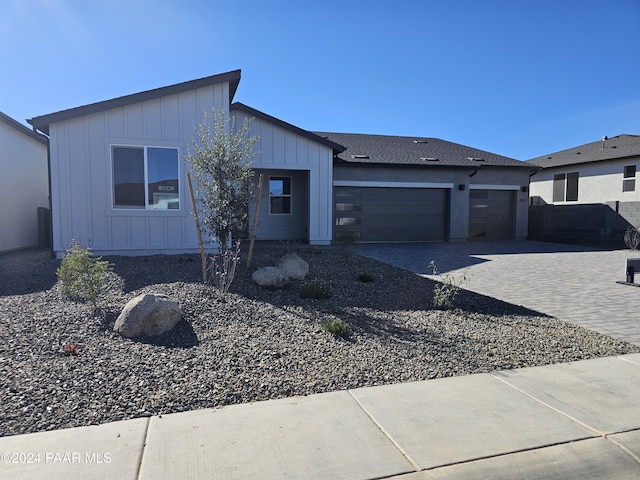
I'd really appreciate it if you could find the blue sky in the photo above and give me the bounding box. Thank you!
[1,0,639,160]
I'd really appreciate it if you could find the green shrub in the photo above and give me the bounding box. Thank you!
[57,241,112,309]
[322,319,350,338]
[624,225,640,250]
[428,260,469,310]
[336,231,357,248]
[358,273,375,283]
[300,281,332,299]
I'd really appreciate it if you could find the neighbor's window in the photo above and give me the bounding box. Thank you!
[269,176,291,214]
[623,165,636,192]
[112,146,180,210]
[552,172,579,202]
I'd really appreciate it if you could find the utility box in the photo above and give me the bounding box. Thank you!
[625,258,640,283]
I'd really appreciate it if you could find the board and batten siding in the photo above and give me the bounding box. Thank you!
[234,110,334,245]
[49,82,231,257]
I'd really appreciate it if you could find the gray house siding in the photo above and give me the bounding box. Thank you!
[333,164,530,241]
[250,169,309,241]
[0,113,49,252]
[233,106,335,245]
[47,82,230,257]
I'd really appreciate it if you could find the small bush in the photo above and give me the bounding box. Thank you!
[57,241,112,309]
[300,281,332,299]
[358,273,375,282]
[429,260,469,310]
[624,226,640,250]
[336,231,357,249]
[322,319,350,338]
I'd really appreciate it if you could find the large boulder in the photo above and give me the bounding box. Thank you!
[276,253,309,280]
[252,266,290,289]
[114,293,182,338]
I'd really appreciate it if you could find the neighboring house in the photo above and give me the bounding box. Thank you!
[317,132,533,242]
[0,111,49,252]
[27,69,533,257]
[527,134,640,245]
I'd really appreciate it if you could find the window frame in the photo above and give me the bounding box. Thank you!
[269,176,292,215]
[623,165,636,192]
[552,171,579,202]
[111,145,181,211]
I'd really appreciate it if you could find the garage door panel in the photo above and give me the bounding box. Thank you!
[469,190,514,240]
[335,187,449,242]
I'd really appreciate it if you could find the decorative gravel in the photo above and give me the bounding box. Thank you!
[1,245,638,437]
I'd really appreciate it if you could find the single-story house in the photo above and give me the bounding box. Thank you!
[27,69,533,257]
[527,134,640,244]
[0,111,49,252]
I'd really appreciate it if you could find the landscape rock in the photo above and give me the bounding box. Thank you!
[252,266,290,288]
[114,293,182,338]
[276,253,309,280]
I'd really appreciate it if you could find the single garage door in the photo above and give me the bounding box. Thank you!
[468,189,515,240]
[334,186,449,241]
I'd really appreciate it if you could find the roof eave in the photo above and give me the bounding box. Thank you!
[28,69,242,135]
[0,111,48,144]
[231,102,346,153]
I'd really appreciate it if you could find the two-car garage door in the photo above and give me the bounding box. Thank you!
[334,186,449,242]
[333,186,516,242]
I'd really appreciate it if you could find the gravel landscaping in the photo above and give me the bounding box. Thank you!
[1,245,638,437]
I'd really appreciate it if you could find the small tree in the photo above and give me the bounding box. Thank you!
[57,241,112,310]
[183,109,258,294]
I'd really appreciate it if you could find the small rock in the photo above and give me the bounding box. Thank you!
[252,266,290,288]
[276,253,309,280]
[114,293,182,338]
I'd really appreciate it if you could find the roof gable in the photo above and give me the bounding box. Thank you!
[527,134,640,168]
[314,132,529,168]
[28,70,241,135]
[231,103,345,153]
[0,111,48,144]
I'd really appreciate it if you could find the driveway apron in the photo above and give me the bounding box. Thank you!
[354,241,640,346]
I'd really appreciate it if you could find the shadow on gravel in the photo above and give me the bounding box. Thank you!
[133,320,199,348]
[106,255,201,293]
[0,249,58,296]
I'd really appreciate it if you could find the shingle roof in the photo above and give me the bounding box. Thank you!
[313,132,529,168]
[28,70,242,135]
[231,103,345,153]
[0,111,48,144]
[527,134,640,168]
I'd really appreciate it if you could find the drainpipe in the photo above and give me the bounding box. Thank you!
[31,125,53,258]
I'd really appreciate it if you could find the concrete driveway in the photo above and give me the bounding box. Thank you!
[355,241,640,346]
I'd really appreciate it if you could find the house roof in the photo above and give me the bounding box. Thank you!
[231,103,346,153]
[527,134,640,168]
[0,111,48,144]
[28,70,242,135]
[313,132,529,169]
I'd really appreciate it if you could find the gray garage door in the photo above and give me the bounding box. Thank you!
[468,190,515,240]
[334,187,449,242]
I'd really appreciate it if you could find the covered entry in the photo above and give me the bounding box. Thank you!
[468,189,515,239]
[334,186,450,242]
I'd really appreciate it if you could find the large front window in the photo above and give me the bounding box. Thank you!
[112,146,180,209]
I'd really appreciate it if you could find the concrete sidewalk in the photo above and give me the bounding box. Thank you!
[2,354,640,479]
